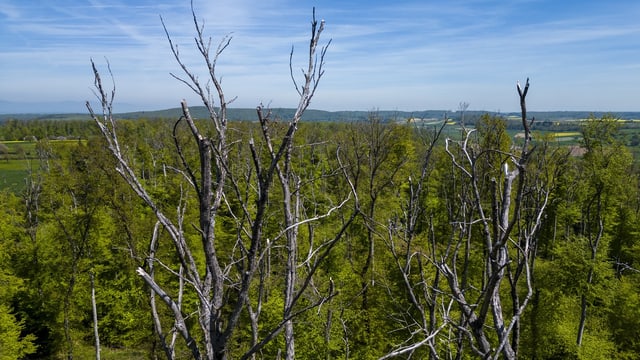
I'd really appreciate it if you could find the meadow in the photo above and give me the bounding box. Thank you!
[0,126,599,194]
[0,140,83,192]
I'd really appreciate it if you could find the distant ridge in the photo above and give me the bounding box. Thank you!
[110,107,640,122]
[3,106,640,123]
[114,107,453,122]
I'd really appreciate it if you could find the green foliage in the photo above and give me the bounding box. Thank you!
[0,118,97,141]
[0,191,38,359]
[609,276,640,358]
[1,113,640,358]
[0,304,38,360]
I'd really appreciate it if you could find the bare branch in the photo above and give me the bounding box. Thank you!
[137,266,201,359]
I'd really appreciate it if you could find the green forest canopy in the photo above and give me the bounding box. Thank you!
[1,113,640,359]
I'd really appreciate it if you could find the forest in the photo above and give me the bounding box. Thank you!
[3,7,640,360]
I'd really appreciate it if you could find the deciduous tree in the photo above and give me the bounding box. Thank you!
[86,5,354,360]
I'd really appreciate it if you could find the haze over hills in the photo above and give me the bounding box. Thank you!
[0,99,145,115]
[2,103,640,123]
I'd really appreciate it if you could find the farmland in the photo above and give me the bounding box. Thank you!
[3,112,640,194]
[0,139,84,192]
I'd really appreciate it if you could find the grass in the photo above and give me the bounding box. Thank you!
[66,341,150,360]
[0,140,39,193]
[552,132,581,137]
[0,159,32,193]
[550,131,582,144]
[0,140,82,193]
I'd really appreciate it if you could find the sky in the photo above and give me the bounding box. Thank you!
[1,0,640,113]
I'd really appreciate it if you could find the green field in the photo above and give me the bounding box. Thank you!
[0,140,83,192]
[0,160,32,192]
[0,141,33,192]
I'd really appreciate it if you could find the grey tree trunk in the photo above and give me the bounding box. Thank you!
[91,272,101,360]
[88,6,338,360]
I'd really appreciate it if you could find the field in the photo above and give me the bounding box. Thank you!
[550,131,581,141]
[2,125,637,193]
[0,140,81,192]
[0,160,32,192]
[0,141,34,192]
[0,131,585,193]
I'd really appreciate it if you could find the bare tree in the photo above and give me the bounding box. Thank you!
[575,116,631,347]
[87,5,353,360]
[379,80,554,359]
[90,272,101,360]
[434,79,550,359]
[379,119,449,360]
[458,101,469,126]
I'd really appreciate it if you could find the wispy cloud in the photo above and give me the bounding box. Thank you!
[2,0,640,112]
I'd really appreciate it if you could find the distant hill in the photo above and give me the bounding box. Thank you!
[114,107,453,122]
[0,107,451,123]
[0,113,90,122]
[3,106,640,123]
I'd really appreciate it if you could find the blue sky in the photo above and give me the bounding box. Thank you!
[1,0,640,113]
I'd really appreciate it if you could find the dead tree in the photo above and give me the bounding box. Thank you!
[434,79,551,359]
[87,5,352,360]
[379,119,450,360]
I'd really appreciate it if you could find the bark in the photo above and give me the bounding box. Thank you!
[577,210,604,346]
[380,120,447,359]
[88,6,336,360]
[434,79,545,359]
[90,272,101,360]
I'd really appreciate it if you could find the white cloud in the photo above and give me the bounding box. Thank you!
[2,0,640,112]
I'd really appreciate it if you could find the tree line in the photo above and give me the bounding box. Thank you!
[2,5,640,360]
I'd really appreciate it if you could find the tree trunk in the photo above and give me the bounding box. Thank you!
[64,263,78,360]
[91,272,101,360]
[88,7,330,360]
